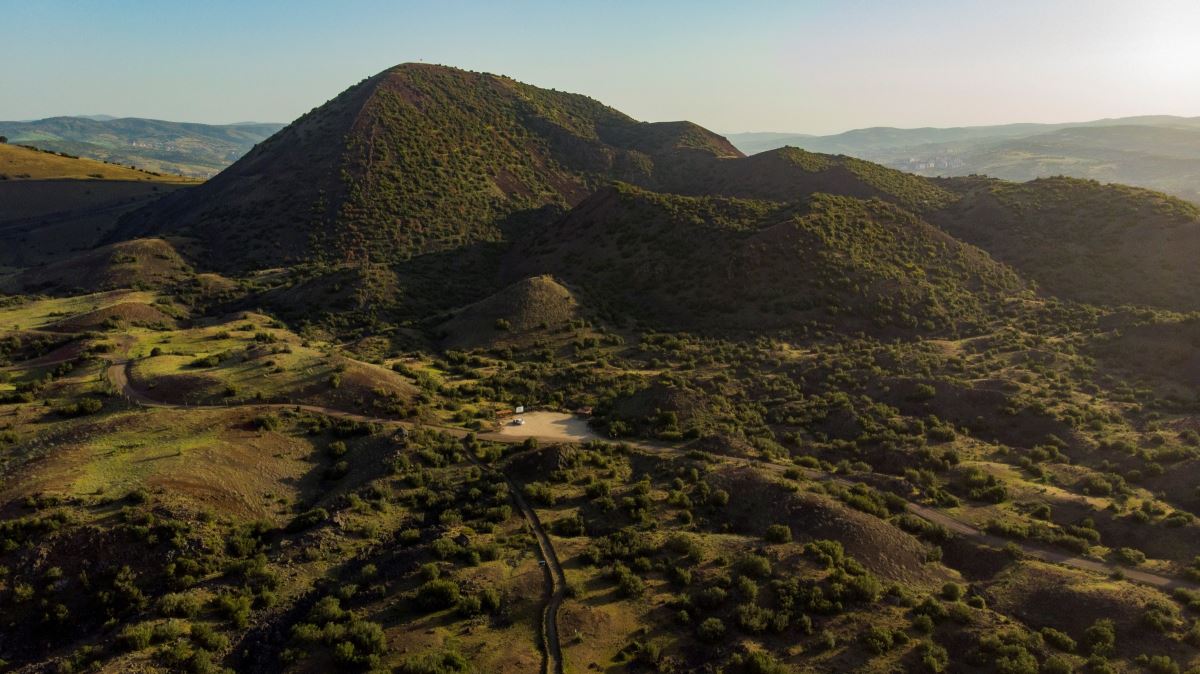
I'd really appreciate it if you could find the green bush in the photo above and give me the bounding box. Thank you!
[1112,547,1145,566]
[698,617,726,642]
[117,623,154,651]
[916,641,948,672]
[764,524,792,543]
[1040,627,1075,652]
[1084,618,1116,656]
[862,625,894,654]
[160,592,204,618]
[396,649,471,674]
[735,553,771,579]
[416,579,461,611]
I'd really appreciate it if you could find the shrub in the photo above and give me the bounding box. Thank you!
[1041,627,1075,652]
[941,582,963,601]
[665,533,703,563]
[733,651,788,674]
[698,617,725,642]
[117,623,154,651]
[55,397,104,417]
[912,614,934,634]
[286,508,329,532]
[396,649,471,674]
[735,603,774,633]
[189,623,229,652]
[861,625,894,654]
[613,564,645,597]
[216,592,253,628]
[735,553,772,579]
[1084,618,1116,656]
[160,592,204,618]
[764,524,792,543]
[151,619,189,643]
[916,641,948,672]
[1113,547,1145,566]
[416,579,460,611]
[1145,656,1179,674]
[1041,656,1072,674]
[190,354,221,368]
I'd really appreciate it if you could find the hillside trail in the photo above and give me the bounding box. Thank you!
[101,354,1200,668]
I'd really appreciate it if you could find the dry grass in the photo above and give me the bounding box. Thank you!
[0,143,197,182]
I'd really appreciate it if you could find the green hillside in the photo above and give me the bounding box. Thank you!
[933,175,1200,310]
[510,183,1023,334]
[115,64,743,272]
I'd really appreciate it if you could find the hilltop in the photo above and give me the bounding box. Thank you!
[115,63,742,271]
[2,238,194,295]
[438,275,582,350]
[0,116,283,178]
[114,64,958,277]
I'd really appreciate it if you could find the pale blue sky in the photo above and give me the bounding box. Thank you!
[3,0,1199,134]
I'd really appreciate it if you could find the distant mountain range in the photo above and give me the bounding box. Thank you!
[727,116,1200,203]
[0,116,284,177]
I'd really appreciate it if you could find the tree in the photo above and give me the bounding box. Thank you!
[0,136,7,144]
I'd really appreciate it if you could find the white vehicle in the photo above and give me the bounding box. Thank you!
[512,418,525,426]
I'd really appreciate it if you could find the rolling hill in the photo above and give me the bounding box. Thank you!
[932,175,1200,310]
[509,183,1023,334]
[0,116,283,178]
[0,143,197,269]
[728,116,1200,203]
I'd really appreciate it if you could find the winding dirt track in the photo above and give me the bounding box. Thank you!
[102,356,1198,672]
[463,448,566,674]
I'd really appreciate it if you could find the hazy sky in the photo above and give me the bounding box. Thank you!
[3,0,1199,134]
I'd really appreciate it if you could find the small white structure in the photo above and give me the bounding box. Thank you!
[514,405,525,414]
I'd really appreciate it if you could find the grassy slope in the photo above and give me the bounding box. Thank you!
[0,143,195,182]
